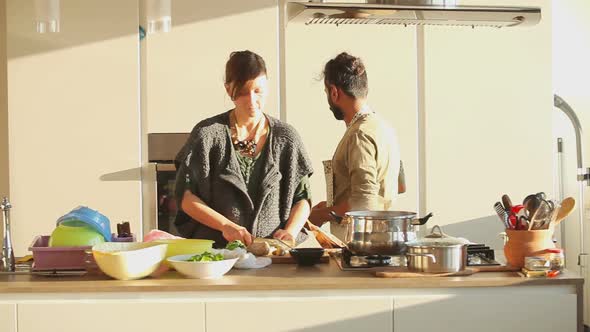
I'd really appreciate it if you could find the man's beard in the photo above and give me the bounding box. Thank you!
[328,99,344,120]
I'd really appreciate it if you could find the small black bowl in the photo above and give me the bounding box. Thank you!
[289,248,325,266]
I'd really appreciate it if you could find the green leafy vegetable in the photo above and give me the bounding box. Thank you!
[186,251,224,262]
[226,240,246,250]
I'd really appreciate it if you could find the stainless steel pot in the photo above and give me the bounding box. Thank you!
[333,211,433,256]
[405,225,468,273]
[406,243,467,273]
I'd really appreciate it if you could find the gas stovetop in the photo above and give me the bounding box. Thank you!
[335,244,500,271]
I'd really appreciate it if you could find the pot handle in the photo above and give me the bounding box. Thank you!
[406,252,437,263]
[331,211,354,225]
[330,211,343,223]
[411,212,434,226]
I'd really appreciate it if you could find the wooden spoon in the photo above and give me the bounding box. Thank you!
[554,197,576,226]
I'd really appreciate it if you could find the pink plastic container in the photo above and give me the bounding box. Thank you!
[28,235,94,271]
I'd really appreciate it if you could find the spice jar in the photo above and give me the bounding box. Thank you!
[546,248,565,271]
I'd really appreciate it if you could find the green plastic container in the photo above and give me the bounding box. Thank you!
[49,220,106,247]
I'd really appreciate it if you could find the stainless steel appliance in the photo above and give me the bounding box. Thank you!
[147,133,190,236]
[337,244,498,270]
[1,197,15,272]
[333,210,433,256]
[287,1,541,28]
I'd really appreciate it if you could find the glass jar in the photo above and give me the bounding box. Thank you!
[546,248,565,271]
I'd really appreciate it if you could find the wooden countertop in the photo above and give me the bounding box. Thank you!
[0,259,583,294]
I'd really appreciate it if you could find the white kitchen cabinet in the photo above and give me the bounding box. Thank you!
[0,304,16,332]
[17,301,205,332]
[206,297,393,332]
[394,293,577,332]
[145,0,280,133]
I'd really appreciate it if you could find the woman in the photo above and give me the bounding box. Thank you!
[174,50,313,248]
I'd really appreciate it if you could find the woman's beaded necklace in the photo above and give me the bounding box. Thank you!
[231,110,265,158]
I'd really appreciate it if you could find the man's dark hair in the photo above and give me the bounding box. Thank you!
[322,52,368,99]
[225,50,267,100]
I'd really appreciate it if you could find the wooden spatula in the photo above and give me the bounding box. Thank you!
[554,197,576,226]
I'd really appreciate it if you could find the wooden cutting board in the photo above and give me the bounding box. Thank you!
[270,252,330,264]
[375,265,520,278]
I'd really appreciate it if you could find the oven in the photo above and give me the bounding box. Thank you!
[146,133,189,237]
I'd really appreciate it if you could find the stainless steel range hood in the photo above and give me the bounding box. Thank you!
[287,1,541,28]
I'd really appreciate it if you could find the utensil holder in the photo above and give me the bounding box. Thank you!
[503,229,555,268]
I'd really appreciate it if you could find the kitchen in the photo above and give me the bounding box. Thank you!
[1,0,589,331]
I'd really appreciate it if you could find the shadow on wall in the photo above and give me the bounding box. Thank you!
[99,168,142,182]
[434,215,506,250]
[7,0,275,59]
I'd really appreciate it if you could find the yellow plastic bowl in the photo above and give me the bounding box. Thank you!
[92,242,167,280]
[153,239,214,266]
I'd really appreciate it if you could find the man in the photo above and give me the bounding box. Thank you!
[308,52,401,239]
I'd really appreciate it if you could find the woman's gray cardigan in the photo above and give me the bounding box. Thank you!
[174,111,313,247]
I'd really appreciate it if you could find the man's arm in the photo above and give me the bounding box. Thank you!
[309,199,351,226]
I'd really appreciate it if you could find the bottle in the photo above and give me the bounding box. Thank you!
[546,248,565,271]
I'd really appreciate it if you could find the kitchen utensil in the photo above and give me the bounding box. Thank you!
[543,201,561,230]
[92,242,168,280]
[275,238,294,249]
[271,252,329,264]
[405,226,469,273]
[152,239,214,267]
[289,248,325,266]
[337,211,433,256]
[554,197,576,226]
[49,220,106,247]
[167,254,238,279]
[503,229,555,268]
[57,206,112,242]
[524,196,541,226]
[509,205,526,229]
[374,264,521,278]
[28,235,93,271]
[502,194,513,212]
[494,202,510,228]
[529,199,553,230]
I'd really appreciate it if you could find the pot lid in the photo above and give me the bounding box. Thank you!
[407,225,471,246]
[344,210,417,219]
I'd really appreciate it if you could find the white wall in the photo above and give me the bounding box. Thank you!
[6,0,140,256]
[284,23,418,212]
[145,0,279,134]
[423,0,552,247]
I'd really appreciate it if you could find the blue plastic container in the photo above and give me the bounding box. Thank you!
[56,206,112,242]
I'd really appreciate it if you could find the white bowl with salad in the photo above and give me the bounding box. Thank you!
[167,251,239,279]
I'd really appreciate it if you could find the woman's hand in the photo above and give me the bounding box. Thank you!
[221,223,253,246]
[273,229,295,246]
